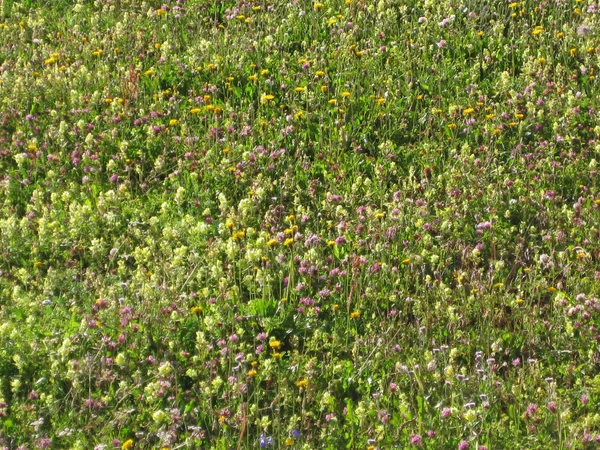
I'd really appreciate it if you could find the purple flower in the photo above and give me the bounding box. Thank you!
[259,434,273,448]
[441,407,452,418]
[410,434,422,446]
[458,440,469,450]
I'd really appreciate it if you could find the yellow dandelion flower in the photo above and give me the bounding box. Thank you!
[269,340,281,350]
[247,369,257,377]
[190,108,201,114]
[315,70,325,77]
[295,86,307,93]
[284,238,294,247]
[267,239,278,247]
[341,91,351,98]
[314,2,324,10]
[169,119,178,126]
[191,306,203,315]
[122,440,134,450]
[232,231,245,240]
[296,378,308,387]
[249,74,258,82]
[350,311,360,319]
[260,93,275,104]
[463,107,475,115]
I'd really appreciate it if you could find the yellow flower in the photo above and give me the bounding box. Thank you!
[463,107,475,115]
[314,2,324,10]
[249,74,258,82]
[247,369,257,377]
[315,70,325,77]
[284,238,294,247]
[295,86,307,93]
[232,231,245,241]
[285,438,294,446]
[267,239,278,247]
[260,93,275,104]
[350,311,360,319]
[341,91,351,98]
[122,440,134,450]
[269,340,281,350]
[190,108,201,114]
[296,378,308,387]
[191,306,203,315]
[169,119,178,126]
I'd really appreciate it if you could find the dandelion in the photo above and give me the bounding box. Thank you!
[350,311,360,319]
[122,440,134,450]
[260,93,275,104]
[296,378,308,387]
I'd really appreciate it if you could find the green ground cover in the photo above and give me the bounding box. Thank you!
[1,0,600,448]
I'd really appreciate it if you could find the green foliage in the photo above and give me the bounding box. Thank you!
[0,0,599,448]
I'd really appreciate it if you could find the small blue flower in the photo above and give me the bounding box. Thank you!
[292,429,301,439]
[259,434,273,448]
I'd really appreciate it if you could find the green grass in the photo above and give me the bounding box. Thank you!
[0,0,599,449]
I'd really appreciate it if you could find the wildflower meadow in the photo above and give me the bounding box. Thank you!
[1,0,600,448]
